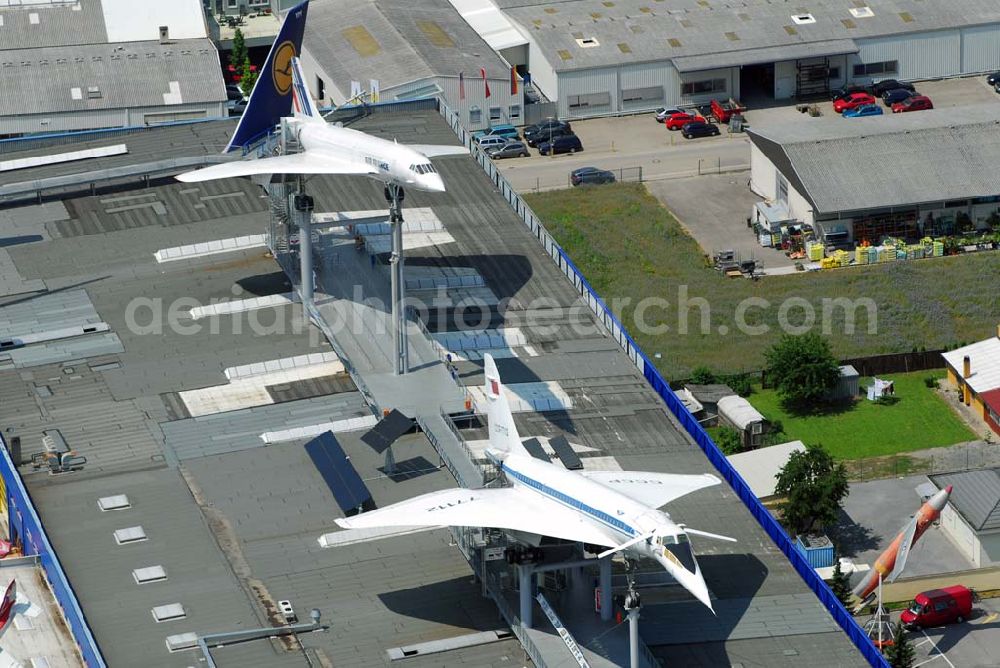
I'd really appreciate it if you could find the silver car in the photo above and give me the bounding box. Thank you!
[477,136,509,150]
[486,141,530,159]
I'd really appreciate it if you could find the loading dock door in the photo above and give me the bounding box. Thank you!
[796,59,831,98]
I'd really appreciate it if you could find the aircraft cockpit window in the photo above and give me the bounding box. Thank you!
[410,164,437,175]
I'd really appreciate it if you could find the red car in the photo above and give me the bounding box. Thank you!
[833,92,876,113]
[665,112,706,130]
[892,95,933,113]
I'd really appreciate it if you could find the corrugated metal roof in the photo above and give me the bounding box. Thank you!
[930,469,1000,532]
[0,0,108,50]
[943,337,1000,395]
[0,38,225,117]
[305,0,510,93]
[748,105,1000,214]
[672,39,857,72]
[497,0,1000,72]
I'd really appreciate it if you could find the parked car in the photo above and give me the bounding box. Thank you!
[664,112,705,130]
[473,124,520,142]
[525,124,573,147]
[831,84,870,101]
[486,141,529,159]
[892,95,933,113]
[537,134,582,155]
[900,586,973,629]
[833,92,876,113]
[842,104,884,118]
[655,107,685,122]
[571,167,615,186]
[681,121,721,139]
[987,71,1000,86]
[523,119,570,138]
[226,84,246,101]
[871,79,916,97]
[882,88,915,106]
[710,98,745,123]
[477,136,510,150]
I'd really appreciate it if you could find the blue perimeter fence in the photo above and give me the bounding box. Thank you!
[436,100,890,668]
[0,434,105,666]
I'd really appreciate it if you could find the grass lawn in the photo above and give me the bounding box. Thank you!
[748,372,975,460]
[524,183,1000,379]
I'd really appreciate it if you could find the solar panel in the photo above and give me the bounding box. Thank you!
[520,438,550,462]
[305,432,372,514]
[361,409,412,454]
[549,435,583,470]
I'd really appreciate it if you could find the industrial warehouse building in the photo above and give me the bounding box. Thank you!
[930,470,1000,568]
[455,0,1000,120]
[747,105,1000,246]
[300,0,518,130]
[0,0,227,137]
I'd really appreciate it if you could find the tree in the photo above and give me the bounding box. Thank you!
[885,622,915,668]
[239,59,258,98]
[774,443,849,535]
[764,332,841,407]
[230,28,247,71]
[829,554,852,607]
[714,426,743,455]
[690,366,716,385]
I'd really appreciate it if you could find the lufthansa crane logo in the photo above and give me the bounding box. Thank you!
[272,41,296,95]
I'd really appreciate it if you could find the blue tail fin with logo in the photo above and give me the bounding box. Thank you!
[224,0,310,153]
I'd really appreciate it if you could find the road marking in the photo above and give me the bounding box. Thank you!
[920,630,956,668]
[913,638,932,647]
[974,612,998,625]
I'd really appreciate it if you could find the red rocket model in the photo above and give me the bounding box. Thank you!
[852,485,953,605]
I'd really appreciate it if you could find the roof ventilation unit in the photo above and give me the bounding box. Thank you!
[575,37,600,48]
[850,7,875,19]
[791,14,816,25]
[98,494,131,511]
[114,526,147,545]
[133,565,168,584]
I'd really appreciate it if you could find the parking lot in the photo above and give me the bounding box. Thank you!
[872,596,1000,668]
[497,74,1000,194]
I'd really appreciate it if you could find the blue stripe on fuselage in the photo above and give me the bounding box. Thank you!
[502,464,636,537]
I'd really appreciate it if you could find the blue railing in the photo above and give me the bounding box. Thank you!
[0,435,105,666]
[436,100,890,668]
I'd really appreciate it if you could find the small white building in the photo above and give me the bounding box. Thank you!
[929,470,1000,568]
[728,440,806,500]
[718,395,768,449]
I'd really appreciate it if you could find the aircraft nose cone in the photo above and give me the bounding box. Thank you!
[426,174,445,192]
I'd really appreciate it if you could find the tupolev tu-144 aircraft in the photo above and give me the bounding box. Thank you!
[333,354,736,612]
[176,0,466,189]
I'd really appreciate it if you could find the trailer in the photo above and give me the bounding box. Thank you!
[710,98,746,123]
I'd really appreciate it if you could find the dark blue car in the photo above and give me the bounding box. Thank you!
[882,88,914,106]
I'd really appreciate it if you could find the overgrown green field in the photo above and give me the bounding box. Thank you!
[525,183,1000,378]
[749,372,975,459]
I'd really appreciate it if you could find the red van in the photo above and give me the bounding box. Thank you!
[900,585,973,629]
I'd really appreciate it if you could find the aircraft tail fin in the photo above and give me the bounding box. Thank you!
[224,0,310,152]
[0,580,15,634]
[290,56,323,121]
[484,354,528,458]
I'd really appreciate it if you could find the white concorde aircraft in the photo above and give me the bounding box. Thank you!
[176,0,466,189]
[334,354,736,611]
[0,580,42,668]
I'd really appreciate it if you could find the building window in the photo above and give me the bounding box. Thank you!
[567,92,611,109]
[509,104,521,119]
[489,106,503,122]
[227,0,237,8]
[621,85,664,103]
[777,172,789,205]
[469,106,482,124]
[828,66,841,80]
[681,78,726,96]
[852,60,898,77]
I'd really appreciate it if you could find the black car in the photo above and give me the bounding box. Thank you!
[538,134,582,155]
[525,124,573,147]
[681,121,720,139]
[882,88,914,106]
[521,118,572,146]
[486,141,530,159]
[570,167,615,186]
[831,84,869,101]
[987,71,1000,86]
[871,79,915,97]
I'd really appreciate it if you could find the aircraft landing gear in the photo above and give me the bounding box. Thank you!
[623,558,642,668]
[383,183,407,374]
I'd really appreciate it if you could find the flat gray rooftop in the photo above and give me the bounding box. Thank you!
[0,109,866,666]
[498,0,1000,72]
